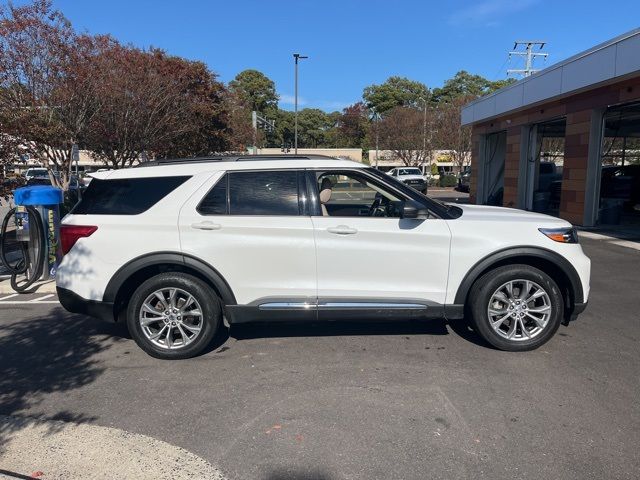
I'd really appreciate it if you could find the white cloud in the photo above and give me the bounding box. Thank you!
[279,94,306,106]
[278,94,348,112]
[448,0,538,27]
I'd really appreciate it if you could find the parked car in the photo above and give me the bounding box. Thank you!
[57,155,590,359]
[386,167,428,193]
[24,167,50,181]
[456,167,470,193]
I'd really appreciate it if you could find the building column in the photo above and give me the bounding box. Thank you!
[469,132,481,204]
[503,126,521,208]
[560,110,592,225]
[583,108,606,226]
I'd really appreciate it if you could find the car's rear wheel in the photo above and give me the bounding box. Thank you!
[127,272,221,359]
[469,264,563,351]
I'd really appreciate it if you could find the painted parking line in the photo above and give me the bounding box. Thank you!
[31,293,54,302]
[0,300,59,304]
[0,294,59,304]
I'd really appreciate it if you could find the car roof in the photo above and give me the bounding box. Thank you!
[90,155,365,180]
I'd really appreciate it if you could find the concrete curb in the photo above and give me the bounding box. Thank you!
[0,415,226,480]
[578,231,640,251]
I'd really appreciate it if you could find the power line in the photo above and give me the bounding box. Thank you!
[507,41,548,78]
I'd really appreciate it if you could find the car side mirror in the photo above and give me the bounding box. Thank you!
[402,200,430,220]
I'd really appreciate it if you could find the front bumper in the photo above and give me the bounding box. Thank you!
[403,181,427,191]
[570,301,588,321]
[57,286,115,322]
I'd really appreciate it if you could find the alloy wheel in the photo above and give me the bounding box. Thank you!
[139,288,204,350]
[487,279,552,341]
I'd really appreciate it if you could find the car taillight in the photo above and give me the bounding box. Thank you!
[60,225,98,254]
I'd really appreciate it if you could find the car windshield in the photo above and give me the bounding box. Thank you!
[27,169,48,176]
[398,168,422,175]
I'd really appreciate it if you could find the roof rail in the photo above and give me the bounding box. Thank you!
[135,154,338,167]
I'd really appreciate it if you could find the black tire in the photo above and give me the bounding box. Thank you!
[468,264,563,351]
[126,272,221,359]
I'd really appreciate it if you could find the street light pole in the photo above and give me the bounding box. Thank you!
[418,96,427,175]
[375,111,380,169]
[293,53,308,155]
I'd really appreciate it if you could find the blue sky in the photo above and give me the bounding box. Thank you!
[43,0,640,111]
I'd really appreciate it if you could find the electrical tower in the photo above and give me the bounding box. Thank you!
[507,41,548,77]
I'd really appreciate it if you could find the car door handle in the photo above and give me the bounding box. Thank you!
[327,225,358,235]
[191,221,221,231]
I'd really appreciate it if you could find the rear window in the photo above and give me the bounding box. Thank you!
[71,176,190,215]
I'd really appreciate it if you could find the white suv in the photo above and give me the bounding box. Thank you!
[56,155,590,359]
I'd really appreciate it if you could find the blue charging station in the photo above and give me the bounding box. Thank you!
[13,185,64,281]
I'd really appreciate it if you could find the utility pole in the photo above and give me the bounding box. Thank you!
[418,96,427,174]
[507,41,548,77]
[372,110,380,169]
[293,53,308,154]
[251,111,275,155]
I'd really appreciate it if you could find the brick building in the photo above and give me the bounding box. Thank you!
[462,29,640,227]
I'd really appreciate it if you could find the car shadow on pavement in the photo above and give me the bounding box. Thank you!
[263,470,334,480]
[446,317,494,349]
[226,317,493,349]
[0,307,127,454]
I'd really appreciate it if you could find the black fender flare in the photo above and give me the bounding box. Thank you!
[453,246,584,305]
[103,251,237,306]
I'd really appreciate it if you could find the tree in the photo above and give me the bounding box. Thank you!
[229,69,278,115]
[431,71,516,104]
[363,76,429,115]
[335,102,370,149]
[434,96,473,173]
[0,132,21,171]
[224,90,256,152]
[269,109,295,148]
[378,107,432,166]
[84,46,229,167]
[296,108,334,148]
[0,0,104,187]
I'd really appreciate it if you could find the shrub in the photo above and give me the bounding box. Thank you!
[439,174,458,187]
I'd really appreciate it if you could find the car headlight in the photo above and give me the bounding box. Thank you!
[538,227,579,243]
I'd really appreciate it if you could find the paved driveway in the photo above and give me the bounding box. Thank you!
[0,237,638,479]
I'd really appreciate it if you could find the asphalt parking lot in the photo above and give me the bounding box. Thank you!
[0,236,638,479]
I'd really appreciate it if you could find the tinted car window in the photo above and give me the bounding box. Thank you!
[71,176,189,215]
[229,171,300,216]
[198,174,228,215]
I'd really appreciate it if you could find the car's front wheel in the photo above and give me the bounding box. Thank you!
[469,264,563,351]
[127,272,221,359]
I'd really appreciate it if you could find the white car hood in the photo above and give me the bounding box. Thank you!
[454,203,572,226]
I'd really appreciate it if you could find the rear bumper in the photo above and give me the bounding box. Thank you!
[57,286,115,322]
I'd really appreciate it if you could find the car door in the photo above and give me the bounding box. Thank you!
[309,169,451,308]
[178,169,317,306]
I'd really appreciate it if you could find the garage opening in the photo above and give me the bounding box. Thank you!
[479,131,506,206]
[599,102,640,226]
[527,118,566,216]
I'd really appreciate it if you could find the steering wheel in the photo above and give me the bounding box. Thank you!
[368,193,386,217]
